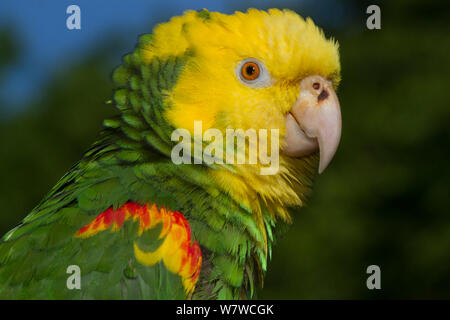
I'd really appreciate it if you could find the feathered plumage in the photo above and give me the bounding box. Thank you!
[0,8,341,299]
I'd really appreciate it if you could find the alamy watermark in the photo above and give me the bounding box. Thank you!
[366,5,381,30]
[366,265,381,290]
[171,121,280,175]
[66,5,81,30]
[66,265,81,290]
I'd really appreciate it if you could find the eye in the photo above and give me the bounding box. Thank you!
[236,58,271,87]
[241,61,260,81]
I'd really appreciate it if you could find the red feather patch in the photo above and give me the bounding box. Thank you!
[75,202,202,294]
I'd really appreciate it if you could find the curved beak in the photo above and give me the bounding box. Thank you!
[282,75,342,174]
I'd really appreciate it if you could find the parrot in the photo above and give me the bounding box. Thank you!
[0,8,341,299]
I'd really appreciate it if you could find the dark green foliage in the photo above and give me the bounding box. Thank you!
[259,0,450,299]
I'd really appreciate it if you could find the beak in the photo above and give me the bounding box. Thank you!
[282,75,342,174]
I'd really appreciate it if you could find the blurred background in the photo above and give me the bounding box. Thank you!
[0,0,449,299]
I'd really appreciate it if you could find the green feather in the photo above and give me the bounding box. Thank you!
[0,32,273,300]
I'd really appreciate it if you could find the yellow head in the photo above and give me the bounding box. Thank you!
[141,9,342,222]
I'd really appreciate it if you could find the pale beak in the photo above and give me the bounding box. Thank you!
[282,75,342,174]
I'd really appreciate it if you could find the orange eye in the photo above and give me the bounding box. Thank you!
[241,62,260,81]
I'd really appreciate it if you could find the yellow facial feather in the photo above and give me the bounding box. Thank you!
[141,9,340,222]
[142,9,340,129]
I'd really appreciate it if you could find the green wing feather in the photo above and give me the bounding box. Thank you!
[0,31,273,300]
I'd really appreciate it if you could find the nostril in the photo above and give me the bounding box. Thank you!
[318,89,329,102]
[313,82,321,90]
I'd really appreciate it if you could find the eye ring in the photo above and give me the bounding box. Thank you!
[236,58,271,87]
[241,61,260,81]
